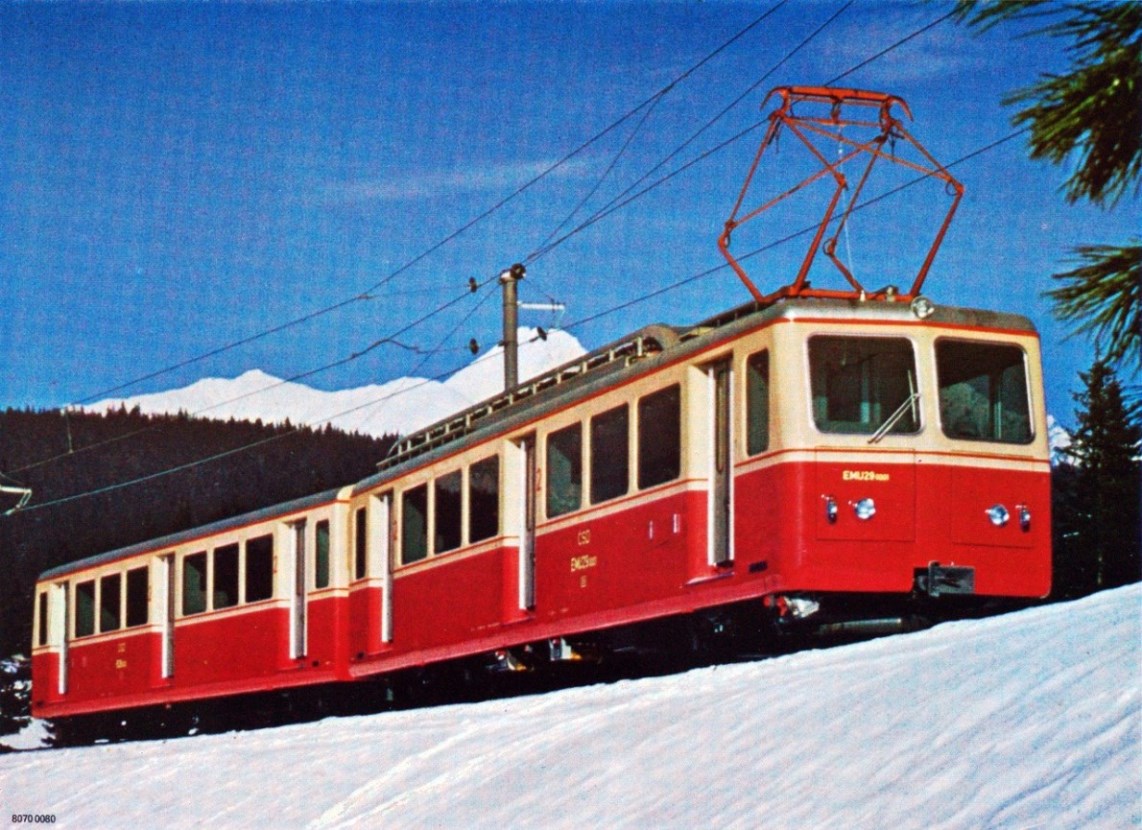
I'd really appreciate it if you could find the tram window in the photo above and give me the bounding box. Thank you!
[547,423,583,518]
[213,543,239,609]
[75,580,96,637]
[435,471,463,554]
[99,574,121,633]
[937,341,1032,444]
[747,351,770,455]
[315,520,331,589]
[402,484,429,563]
[354,507,368,580]
[245,535,274,602]
[638,385,681,489]
[810,337,918,435]
[469,455,500,544]
[126,566,149,628]
[37,591,48,647]
[182,553,207,616]
[591,404,629,504]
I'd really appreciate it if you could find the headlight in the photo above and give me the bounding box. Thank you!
[853,497,876,521]
[986,504,1010,527]
[911,295,935,319]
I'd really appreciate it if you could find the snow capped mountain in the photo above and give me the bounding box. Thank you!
[84,328,586,438]
[86,331,1076,462]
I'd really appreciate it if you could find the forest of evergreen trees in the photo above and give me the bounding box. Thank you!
[0,407,394,659]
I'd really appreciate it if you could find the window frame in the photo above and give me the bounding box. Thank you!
[935,337,1035,445]
[181,552,208,617]
[37,590,49,647]
[244,534,275,603]
[807,335,921,437]
[401,482,430,565]
[468,454,501,545]
[125,566,149,628]
[637,384,682,491]
[98,573,122,633]
[434,470,464,555]
[212,542,240,610]
[354,507,368,580]
[546,421,584,519]
[315,519,331,589]
[75,579,96,638]
[746,349,770,456]
[590,403,630,505]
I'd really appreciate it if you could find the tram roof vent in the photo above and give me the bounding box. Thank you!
[377,325,679,472]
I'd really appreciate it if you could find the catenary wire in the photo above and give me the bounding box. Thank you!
[5,12,1012,513]
[59,4,792,410]
[560,127,1032,333]
[526,0,857,264]
[4,278,499,477]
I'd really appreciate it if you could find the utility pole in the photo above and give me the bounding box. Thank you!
[499,263,525,390]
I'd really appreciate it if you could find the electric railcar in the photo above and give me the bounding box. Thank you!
[30,296,1052,737]
[29,87,1052,740]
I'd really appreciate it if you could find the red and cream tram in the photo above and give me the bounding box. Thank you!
[29,87,1052,739]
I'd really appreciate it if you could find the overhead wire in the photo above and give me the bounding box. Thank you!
[4,277,499,477]
[7,6,1008,515]
[4,3,798,478]
[60,6,792,411]
[529,0,789,258]
[560,127,1032,333]
[14,342,515,515]
[526,0,856,265]
[8,125,1030,515]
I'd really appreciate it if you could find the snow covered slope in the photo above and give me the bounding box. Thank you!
[83,328,586,438]
[2,586,1138,829]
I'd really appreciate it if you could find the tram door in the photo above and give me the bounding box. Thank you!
[518,435,537,610]
[709,359,734,566]
[160,554,175,678]
[291,521,307,659]
[375,493,393,644]
[56,583,69,694]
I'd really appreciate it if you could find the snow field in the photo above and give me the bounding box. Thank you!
[1,585,1138,829]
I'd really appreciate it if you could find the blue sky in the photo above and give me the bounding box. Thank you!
[2,1,1137,427]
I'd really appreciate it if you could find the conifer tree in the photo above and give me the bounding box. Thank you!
[1062,358,1141,591]
[955,1,1141,371]
[0,657,30,748]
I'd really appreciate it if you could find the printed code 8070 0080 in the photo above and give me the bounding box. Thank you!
[12,816,56,824]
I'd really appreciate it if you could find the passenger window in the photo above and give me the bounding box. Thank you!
[126,566,148,628]
[937,340,1032,444]
[182,553,207,616]
[402,484,429,564]
[638,385,681,489]
[37,591,48,646]
[245,535,274,602]
[355,507,368,580]
[315,520,331,589]
[591,405,629,504]
[747,351,770,455]
[547,423,583,518]
[99,574,121,633]
[468,455,500,543]
[75,579,96,637]
[213,543,239,609]
[810,337,918,435]
[434,471,463,554]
